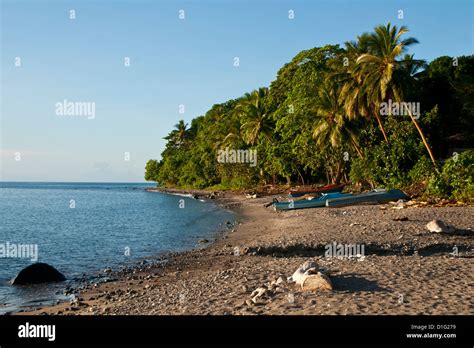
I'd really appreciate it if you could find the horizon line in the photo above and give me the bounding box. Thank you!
[0,180,154,184]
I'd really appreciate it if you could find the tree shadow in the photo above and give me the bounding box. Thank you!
[453,229,474,237]
[332,274,388,292]
[248,241,473,258]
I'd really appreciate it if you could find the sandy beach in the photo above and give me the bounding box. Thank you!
[20,189,473,315]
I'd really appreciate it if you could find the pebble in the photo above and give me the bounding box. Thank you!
[426,220,455,233]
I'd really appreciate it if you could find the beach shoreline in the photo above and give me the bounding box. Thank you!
[18,188,473,315]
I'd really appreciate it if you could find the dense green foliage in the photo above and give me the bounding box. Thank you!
[146,23,473,200]
[427,150,474,201]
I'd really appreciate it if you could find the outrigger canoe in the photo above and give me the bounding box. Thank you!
[273,189,408,211]
[325,189,408,207]
[273,192,350,211]
[288,183,345,198]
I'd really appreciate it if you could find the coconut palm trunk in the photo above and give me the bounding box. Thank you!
[351,137,364,159]
[374,110,389,142]
[296,168,305,185]
[406,109,437,166]
[334,160,344,184]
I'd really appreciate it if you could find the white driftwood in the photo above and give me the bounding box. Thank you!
[250,287,267,303]
[288,260,334,291]
[287,260,319,286]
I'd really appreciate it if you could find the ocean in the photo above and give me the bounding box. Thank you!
[0,182,235,313]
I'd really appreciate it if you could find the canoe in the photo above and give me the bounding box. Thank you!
[325,189,408,208]
[273,192,351,211]
[288,183,345,198]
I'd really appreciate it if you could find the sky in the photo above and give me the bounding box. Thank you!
[1,0,473,182]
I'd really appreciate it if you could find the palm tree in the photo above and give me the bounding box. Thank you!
[238,87,272,145]
[396,53,427,96]
[338,32,390,142]
[216,122,243,150]
[355,23,436,165]
[312,82,364,183]
[208,105,245,150]
[164,120,188,147]
[207,106,228,148]
[313,83,364,156]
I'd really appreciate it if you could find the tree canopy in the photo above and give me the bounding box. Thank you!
[145,23,473,199]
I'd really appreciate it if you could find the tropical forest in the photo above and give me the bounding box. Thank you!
[145,23,473,202]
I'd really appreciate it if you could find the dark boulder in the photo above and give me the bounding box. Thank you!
[12,263,66,285]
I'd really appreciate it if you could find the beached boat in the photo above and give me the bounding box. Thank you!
[288,183,345,198]
[273,192,351,211]
[325,189,408,207]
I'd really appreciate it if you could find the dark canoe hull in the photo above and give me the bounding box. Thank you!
[326,189,408,208]
[274,192,350,211]
[288,184,345,198]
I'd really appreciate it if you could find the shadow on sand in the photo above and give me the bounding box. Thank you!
[331,274,388,292]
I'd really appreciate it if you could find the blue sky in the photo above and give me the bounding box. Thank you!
[1,0,472,182]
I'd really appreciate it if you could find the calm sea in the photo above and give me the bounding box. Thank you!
[0,182,235,313]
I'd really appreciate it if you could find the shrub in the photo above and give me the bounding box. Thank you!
[426,172,451,197]
[426,150,474,201]
[349,117,427,189]
[408,156,436,182]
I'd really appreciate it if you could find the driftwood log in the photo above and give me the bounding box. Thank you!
[287,260,333,291]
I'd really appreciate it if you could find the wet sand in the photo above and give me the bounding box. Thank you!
[20,190,473,315]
